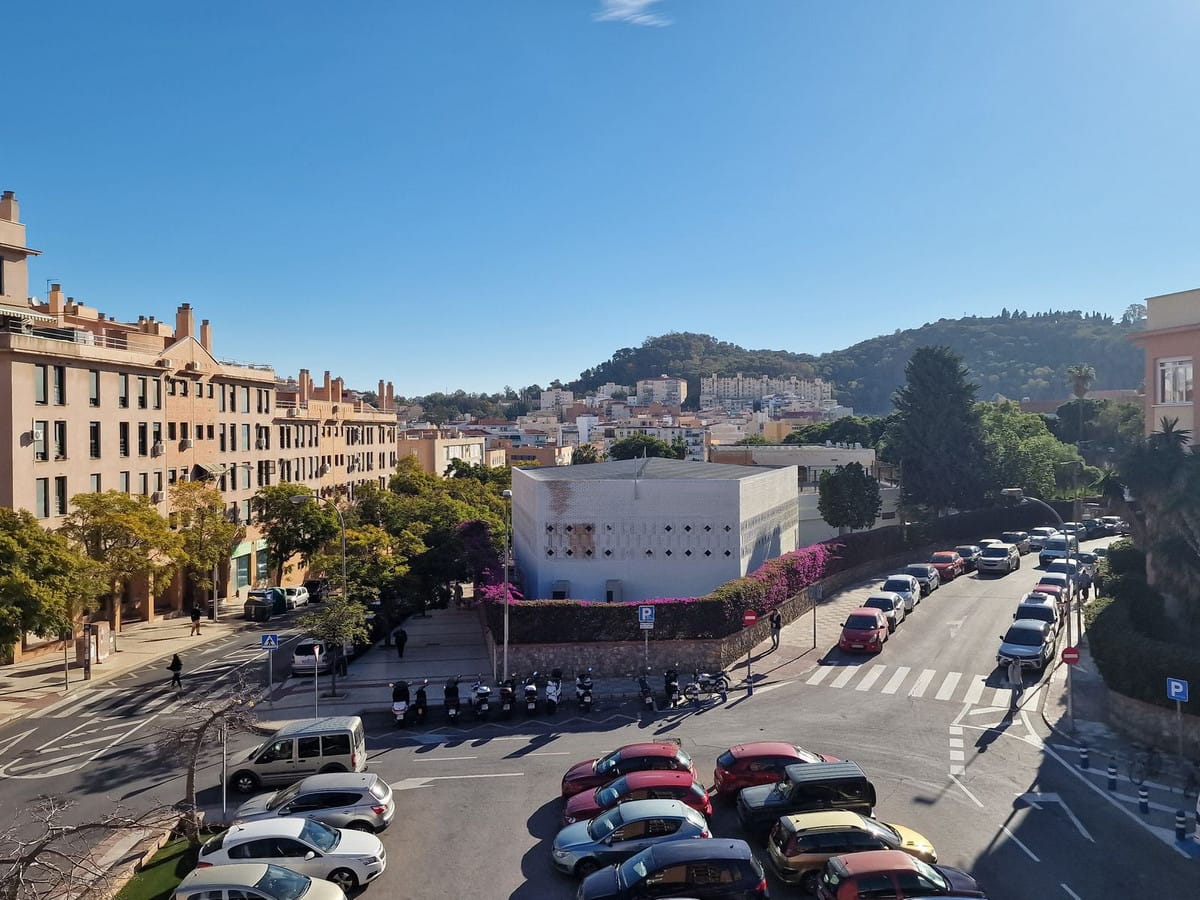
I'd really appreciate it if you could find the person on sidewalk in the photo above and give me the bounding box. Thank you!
[168,653,183,690]
[1007,658,1024,707]
[189,605,202,636]
[395,628,408,658]
[1078,569,1092,602]
[454,582,464,609]
[769,610,783,651]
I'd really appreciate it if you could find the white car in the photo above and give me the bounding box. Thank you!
[198,818,386,892]
[879,574,921,612]
[863,592,907,632]
[1027,527,1059,551]
[284,586,310,609]
[173,864,345,900]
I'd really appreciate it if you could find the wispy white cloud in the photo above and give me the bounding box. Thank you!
[593,0,672,28]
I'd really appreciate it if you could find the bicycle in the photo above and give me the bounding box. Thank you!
[1127,743,1163,785]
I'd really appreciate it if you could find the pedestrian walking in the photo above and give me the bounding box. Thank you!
[395,628,408,658]
[167,653,183,690]
[1079,570,1092,602]
[1007,658,1023,707]
[189,605,202,636]
[454,582,464,609]
[769,610,783,650]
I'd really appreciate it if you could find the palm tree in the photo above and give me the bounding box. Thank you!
[1066,364,1096,401]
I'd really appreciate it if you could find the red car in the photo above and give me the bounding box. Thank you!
[713,741,840,800]
[561,770,712,825]
[928,551,964,582]
[1032,583,1065,607]
[560,742,696,798]
[838,608,889,654]
[816,849,985,899]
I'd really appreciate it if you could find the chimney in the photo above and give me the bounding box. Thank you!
[299,368,311,403]
[175,303,195,339]
[47,283,65,315]
[378,380,385,407]
[323,370,332,399]
[200,319,213,352]
[386,382,394,410]
[0,191,18,223]
[334,377,345,401]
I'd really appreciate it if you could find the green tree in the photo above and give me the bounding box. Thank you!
[296,596,370,694]
[977,401,1082,499]
[58,491,184,630]
[0,509,104,654]
[170,481,243,609]
[608,434,678,460]
[252,484,339,584]
[571,444,603,464]
[817,463,882,531]
[734,435,769,445]
[669,435,690,459]
[443,459,511,488]
[887,347,987,514]
[783,416,890,449]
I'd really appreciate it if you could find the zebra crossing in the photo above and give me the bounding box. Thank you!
[804,662,1044,709]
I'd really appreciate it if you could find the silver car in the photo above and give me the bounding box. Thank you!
[232,773,394,832]
[173,864,345,900]
[880,575,920,612]
[551,799,709,878]
[863,592,906,632]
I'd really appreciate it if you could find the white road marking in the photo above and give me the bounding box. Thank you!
[935,672,962,701]
[949,764,965,775]
[907,669,936,698]
[0,729,36,756]
[46,690,119,719]
[948,738,964,748]
[749,680,794,696]
[805,666,833,686]
[948,724,963,735]
[855,666,886,692]
[523,752,571,756]
[991,688,1012,708]
[1001,824,1041,862]
[962,677,987,705]
[411,756,477,762]
[949,773,982,807]
[1016,792,1094,842]
[1061,884,1082,900]
[830,667,860,689]
[949,750,965,762]
[880,667,910,694]
[425,772,524,781]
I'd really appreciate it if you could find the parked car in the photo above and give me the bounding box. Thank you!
[1027,527,1059,551]
[229,716,367,795]
[1100,515,1129,535]
[1039,535,1079,567]
[1030,582,1065,609]
[243,587,286,622]
[1059,521,1085,537]
[1000,531,1031,554]
[880,575,921,612]
[562,770,712,826]
[838,608,889,654]
[303,578,331,602]
[736,761,876,834]
[1081,519,1107,540]
[902,564,940,596]
[975,544,1020,575]
[976,538,1004,550]
[578,839,768,900]
[928,552,965,582]
[862,593,906,633]
[1075,551,1098,575]
[552,799,711,878]
[1013,596,1060,637]
[997,619,1057,671]
[1092,545,1108,560]
[562,743,696,798]
[283,586,310,609]
[1044,560,1082,585]
[815,849,985,900]
[767,811,937,894]
[231,773,394,833]
[1035,572,1073,599]
[197,819,386,891]
[714,742,838,800]
[290,639,354,677]
[953,545,982,572]
[172,864,345,900]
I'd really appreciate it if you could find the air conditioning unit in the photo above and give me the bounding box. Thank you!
[31,422,45,443]
[255,438,266,450]
[150,491,164,504]
[156,358,173,368]
[185,361,200,371]
[286,407,299,417]
[151,441,165,457]
[180,439,193,450]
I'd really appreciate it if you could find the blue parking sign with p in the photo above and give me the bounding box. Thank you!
[1167,677,1189,702]
[638,606,655,625]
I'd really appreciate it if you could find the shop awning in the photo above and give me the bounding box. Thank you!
[0,302,56,323]
[193,462,225,480]
[231,542,253,559]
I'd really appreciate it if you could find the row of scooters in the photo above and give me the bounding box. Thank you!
[634,666,732,711]
[390,669,592,727]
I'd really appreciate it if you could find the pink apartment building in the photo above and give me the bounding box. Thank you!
[1131,289,1198,442]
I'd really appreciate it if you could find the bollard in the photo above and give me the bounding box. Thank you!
[1079,745,1090,770]
[1176,810,1188,841]
[1107,763,1118,791]
[1138,787,1149,814]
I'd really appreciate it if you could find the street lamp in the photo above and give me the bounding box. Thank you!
[501,488,512,682]
[1001,487,1076,731]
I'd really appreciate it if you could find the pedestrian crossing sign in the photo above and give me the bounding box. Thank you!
[261,634,279,651]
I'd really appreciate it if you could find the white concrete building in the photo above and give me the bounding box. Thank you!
[700,373,834,411]
[539,388,574,411]
[636,376,688,407]
[510,458,799,603]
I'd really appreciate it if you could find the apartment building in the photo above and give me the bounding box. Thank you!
[1130,289,1197,442]
[397,427,486,476]
[636,375,687,407]
[539,388,574,410]
[699,373,834,410]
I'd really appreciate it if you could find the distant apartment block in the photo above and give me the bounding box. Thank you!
[539,388,574,410]
[636,376,687,407]
[700,373,834,410]
[398,428,486,476]
[604,424,708,462]
[1131,289,1198,442]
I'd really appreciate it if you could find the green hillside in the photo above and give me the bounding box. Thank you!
[570,310,1144,415]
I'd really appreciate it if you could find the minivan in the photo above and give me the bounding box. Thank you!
[229,716,367,794]
[1039,535,1079,567]
[736,761,876,833]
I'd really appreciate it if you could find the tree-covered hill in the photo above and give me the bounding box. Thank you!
[570,309,1145,415]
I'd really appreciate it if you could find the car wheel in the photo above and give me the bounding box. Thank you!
[319,763,347,774]
[800,870,821,896]
[575,859,601,878]
[327,869,359,892]
[347,821,376,832]
[231,771,260,794]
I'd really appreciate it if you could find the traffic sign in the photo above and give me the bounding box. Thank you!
[1061,646,1080,666]
[1167,677,1190,703]
[261,634,280,651]
[743,610,758,627]
[638,606,655,630]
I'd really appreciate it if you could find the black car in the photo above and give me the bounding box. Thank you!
[901,564,940,596]
[736,762,875,834]
[953,545,982,572]
[579,839,767,900]
[303,578,331,602]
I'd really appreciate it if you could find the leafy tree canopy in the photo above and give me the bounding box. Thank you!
[817,463,882,531]
[608,434,686,460]
[170,481,243,593]
[252,485,340,584]
[571,444,603,464]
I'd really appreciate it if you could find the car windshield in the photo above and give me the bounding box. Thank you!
[294,643,318,657]
[981,547,1010,558]
[860,817,900,844]
[617,850,652,887]
[845,614,879,630]
[588,807,624,840]
[955,547,976,556]
[864,599,892,612]
[911,858,949,889]
[299,819,340,852]
[596,777,627,806]
[930,554,956,564]
[255,865,311,900]
[882,579,911,593]
[594,750,620,775]
[903,566,929,577]
[1003,626,1044,646]
[1018,607,1052,621]
[266,783,302,811]
[1044,539,1070,551]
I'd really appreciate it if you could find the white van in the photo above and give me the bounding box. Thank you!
[229,716,367,794]
[1039,534,1079,567]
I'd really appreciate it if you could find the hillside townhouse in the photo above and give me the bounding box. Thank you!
[1130,289,1197,442]
[397,427,487,476]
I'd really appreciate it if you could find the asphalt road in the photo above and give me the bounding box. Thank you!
[0,541,1195,899]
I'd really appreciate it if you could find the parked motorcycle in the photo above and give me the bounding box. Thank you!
[498,677,516,719]
[575,668,594,714]
[635,668,655,711]
[523,672,540,716]
[412,679,428,726]
[472,674,492,720]
[684,668,730,706]
[390,680,410,728]
[444,675,461,722]
[663,666,681,708]
[545,668,563,715]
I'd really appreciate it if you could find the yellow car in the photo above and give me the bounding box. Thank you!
[767,810,937,895]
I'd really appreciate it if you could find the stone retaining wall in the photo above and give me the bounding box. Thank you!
[1107,690,1200,757]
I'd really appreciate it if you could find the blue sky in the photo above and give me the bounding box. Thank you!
[5,1,1199,396]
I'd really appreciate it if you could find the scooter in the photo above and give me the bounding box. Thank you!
[498,677,516,719]
[575,668,594,714]
[523,672,540,716]
[472,674,492,720]
[545,668,563,715]
[412,679,428,727]
[636,668,655,711]
[684,668,730,706]
[444,675,461,722]
[663,666,681,709]
[390,680,410,728]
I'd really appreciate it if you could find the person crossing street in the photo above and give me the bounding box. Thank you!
[167,653,183,691]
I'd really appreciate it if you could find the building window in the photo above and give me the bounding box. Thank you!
[168,469,177,485]
[1158,358,1194,405]
[89,422,101,459]
[53,421,67,459]
[34,364,48,405]
[167,379,177,397]
[181,421,190,441]
[168,422,177,441]
[33,420,49,461]
[139,472,149,496]
[90,474,101,493]
[241,424,251,450]
[52,366,66,405]
[119,471,130,493]
[118,374,129,408]
[119,422,130,457]
[152,422,162,448]
[89,370,101,407]
[241,499,252,521]
[219,386,226,413]
[54,476,68,516]
[155,471,163,492]
[138,423,148,456]
[154,378,162,409]
[230,424,237,452]
[35,479,49,519]
[207,383,214,399]
[235,554,251,589]
[180,379,188,397]
[240,386,250,414]
[241,466,251,491]
[255,550,271,584]
[137,376,148,409]
[207,424,215,440]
